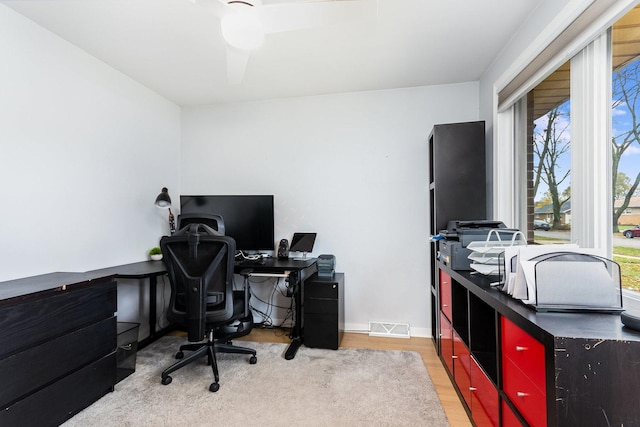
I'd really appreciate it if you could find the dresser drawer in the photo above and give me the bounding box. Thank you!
[0,279,116,358]
[0,316,116,407]
[470,357,498,427]
[0,352,116,427]
[453,331,472,408]
[502,357,547,427]
[439,313,454,375]
[501,400,525,427]
[439,270,452,321]
[501,316,545,392]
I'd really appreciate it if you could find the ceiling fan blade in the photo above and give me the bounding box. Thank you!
[259,0,377,34]
[226,45,251,85]
[191,0,231,19]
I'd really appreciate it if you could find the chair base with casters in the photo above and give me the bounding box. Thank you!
[161,315,257,392]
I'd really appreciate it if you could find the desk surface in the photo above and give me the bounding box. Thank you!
[0,261,167,302]
[0,258,316,302]
[86,260,167,279]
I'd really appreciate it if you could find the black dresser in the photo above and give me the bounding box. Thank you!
[0,272,117,426]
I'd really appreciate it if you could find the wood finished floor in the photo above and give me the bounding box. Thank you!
[236,328,472,427]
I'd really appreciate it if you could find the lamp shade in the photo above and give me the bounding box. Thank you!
[154,187,172,208]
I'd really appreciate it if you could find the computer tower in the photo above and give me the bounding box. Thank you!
[303,272,344,350]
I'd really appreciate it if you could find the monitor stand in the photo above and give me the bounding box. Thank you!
[293,252,309,261]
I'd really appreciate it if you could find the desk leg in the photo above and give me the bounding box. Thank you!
[284,270,303,360]
[149,275,157,338]
[138,275,159,349]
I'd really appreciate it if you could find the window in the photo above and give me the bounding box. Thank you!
[530,62,572,244]
[611,7,640,293]
[496,2,640,298]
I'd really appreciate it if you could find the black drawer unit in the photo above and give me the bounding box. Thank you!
[303,272,344,350]
[0,274,117,427]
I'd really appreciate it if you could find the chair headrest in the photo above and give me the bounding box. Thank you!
[173,223,223,259]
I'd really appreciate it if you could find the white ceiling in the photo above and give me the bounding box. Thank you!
[2,0,543,106]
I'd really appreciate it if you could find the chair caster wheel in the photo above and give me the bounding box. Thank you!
[175,351,184,359]
[249,355,257,364]
[209,382,220,392]
[161,375,172,385]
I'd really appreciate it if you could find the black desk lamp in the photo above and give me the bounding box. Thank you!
[155,187,176,235]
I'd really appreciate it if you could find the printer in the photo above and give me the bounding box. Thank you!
[438,220,516,270]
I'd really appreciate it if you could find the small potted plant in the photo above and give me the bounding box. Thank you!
[149,247,162,261]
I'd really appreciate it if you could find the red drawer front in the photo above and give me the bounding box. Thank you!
[501,400,525,427]
[501,316,545,392]
[503,357,547,427]
[470,358,499,427]
[439,270,452,321]
[440,314,453,375]
[453,332,471,408]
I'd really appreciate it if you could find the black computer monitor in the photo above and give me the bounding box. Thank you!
[180,195,275,252]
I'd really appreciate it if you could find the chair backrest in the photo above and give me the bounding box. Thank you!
[177,213,225,236]
[160,223,236,342]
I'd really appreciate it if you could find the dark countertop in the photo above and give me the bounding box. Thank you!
[0,261,167,303]
[444,266,640,344]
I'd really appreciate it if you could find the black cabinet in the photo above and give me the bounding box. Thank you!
[428,121,486,344]
[303,273,344,350]
[442,264,640,426]
[428,121,487,234]
[0,274,117,427]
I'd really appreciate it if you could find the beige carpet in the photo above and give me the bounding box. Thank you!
[63,336,449,427]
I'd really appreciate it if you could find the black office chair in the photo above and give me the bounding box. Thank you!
[177,213,225,236]
[159,223,256,392]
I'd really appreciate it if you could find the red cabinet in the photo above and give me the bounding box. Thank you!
[452,331,499,427]
[501,316,546,427]
[471,358,499,427]
[439,270,452,321]
[437,263,640,426]
[501,400,524,427]
[440,313,454,374]
[453,331,472,408]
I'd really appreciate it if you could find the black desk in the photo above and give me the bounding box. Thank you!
[235,257,317,360]
[0,258,315,359]
[98,258,317,357]
[86,261,168,348]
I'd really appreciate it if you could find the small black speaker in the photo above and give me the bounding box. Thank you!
[277,239,289,259]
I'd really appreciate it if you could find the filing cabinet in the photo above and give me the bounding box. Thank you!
[303,272,344,350]
[0,275,117,426]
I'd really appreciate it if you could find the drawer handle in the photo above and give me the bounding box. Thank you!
[442,304,449,307]
[452,355,458,359]
[515,346,528,352]
[469,387,478,391]
[516,392,528,398]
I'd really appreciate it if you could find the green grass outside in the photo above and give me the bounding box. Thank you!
[614,246,640,257]
[613,247,640,291]
[614,255,640,291]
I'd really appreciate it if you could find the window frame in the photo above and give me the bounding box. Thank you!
[493,1,638,258]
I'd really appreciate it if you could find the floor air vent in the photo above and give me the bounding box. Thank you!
[368,322,410,339]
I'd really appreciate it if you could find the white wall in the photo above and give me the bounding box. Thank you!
[0,5,181,282]
[181,83,479,336]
